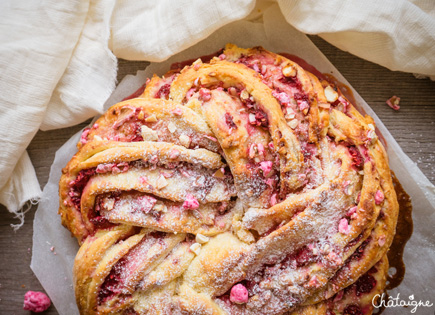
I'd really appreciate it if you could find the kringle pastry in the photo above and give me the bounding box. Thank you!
[59,44,398,315]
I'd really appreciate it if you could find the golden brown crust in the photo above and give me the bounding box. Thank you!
[60,44,399,315]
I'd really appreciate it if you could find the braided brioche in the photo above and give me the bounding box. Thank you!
[59,44,398,315]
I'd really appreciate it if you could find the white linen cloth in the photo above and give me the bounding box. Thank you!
[0,0,434,226]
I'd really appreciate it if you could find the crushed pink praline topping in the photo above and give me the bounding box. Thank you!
[327,251,342,265]
[347,206,358,217]
[333,290,344,302]
[199,88,211,102]
[272,91,290,105]
[270,193,277,206]
[259,161,273,177]
[183,194,199,210]
[378,235,386,247]
[338,218,350,234]
[23,291,51,313]
[96,163,114,173]
[172,108,183,116]
[386,95,400,110]
[307,275,321,288]
[80,127,91,145]
[139,176,148,184]
[186,88,196,100]
[230,283,249,304]
[96,162,129,174]
[169,149,180,159]
[136,195,157,213]
[375,190,385,205]
[297,100,309,112]
[257,143,265,156]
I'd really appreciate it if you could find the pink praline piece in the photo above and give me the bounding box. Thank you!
[183,194,199,210]
[230,283,249,304]
[338,218,350,234]
[375,190,385,205]
[23,291,51,313]
[260,161,273,177]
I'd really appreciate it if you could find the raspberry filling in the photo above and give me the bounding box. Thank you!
[155,83,171,99]
[68,168,97,210]
[233,53,309,136]
[343,304,363,315]
[84,105,220,152]
[354,273,377,297]
[348,146,364,170]
[98,231,168,304]
[224,112,237,130]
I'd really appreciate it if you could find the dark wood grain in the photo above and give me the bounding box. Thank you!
[0,36,434,314]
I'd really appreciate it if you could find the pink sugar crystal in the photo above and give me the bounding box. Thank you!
[183,194,199,210]
[23,291,51,312]
[375,190,384,205]
[230,283,248,304]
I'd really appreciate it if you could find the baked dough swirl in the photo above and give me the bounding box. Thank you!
[59,44,398,315]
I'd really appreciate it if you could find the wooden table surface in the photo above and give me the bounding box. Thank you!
[0,36,434,314]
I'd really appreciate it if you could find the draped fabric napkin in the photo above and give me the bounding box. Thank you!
[0,0,434,226]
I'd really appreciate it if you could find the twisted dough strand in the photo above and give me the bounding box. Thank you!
[59,44,398,315]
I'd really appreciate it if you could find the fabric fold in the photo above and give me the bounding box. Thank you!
[1,0,435,224]
[277,0,435,77]
[41,0,118,130]
[0,151,42,229]
[109,0,256,61]
[0,0,90,218]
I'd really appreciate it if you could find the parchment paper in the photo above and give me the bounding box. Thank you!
[31,5,435,314]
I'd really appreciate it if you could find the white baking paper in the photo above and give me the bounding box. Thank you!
[31,5,435,315]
